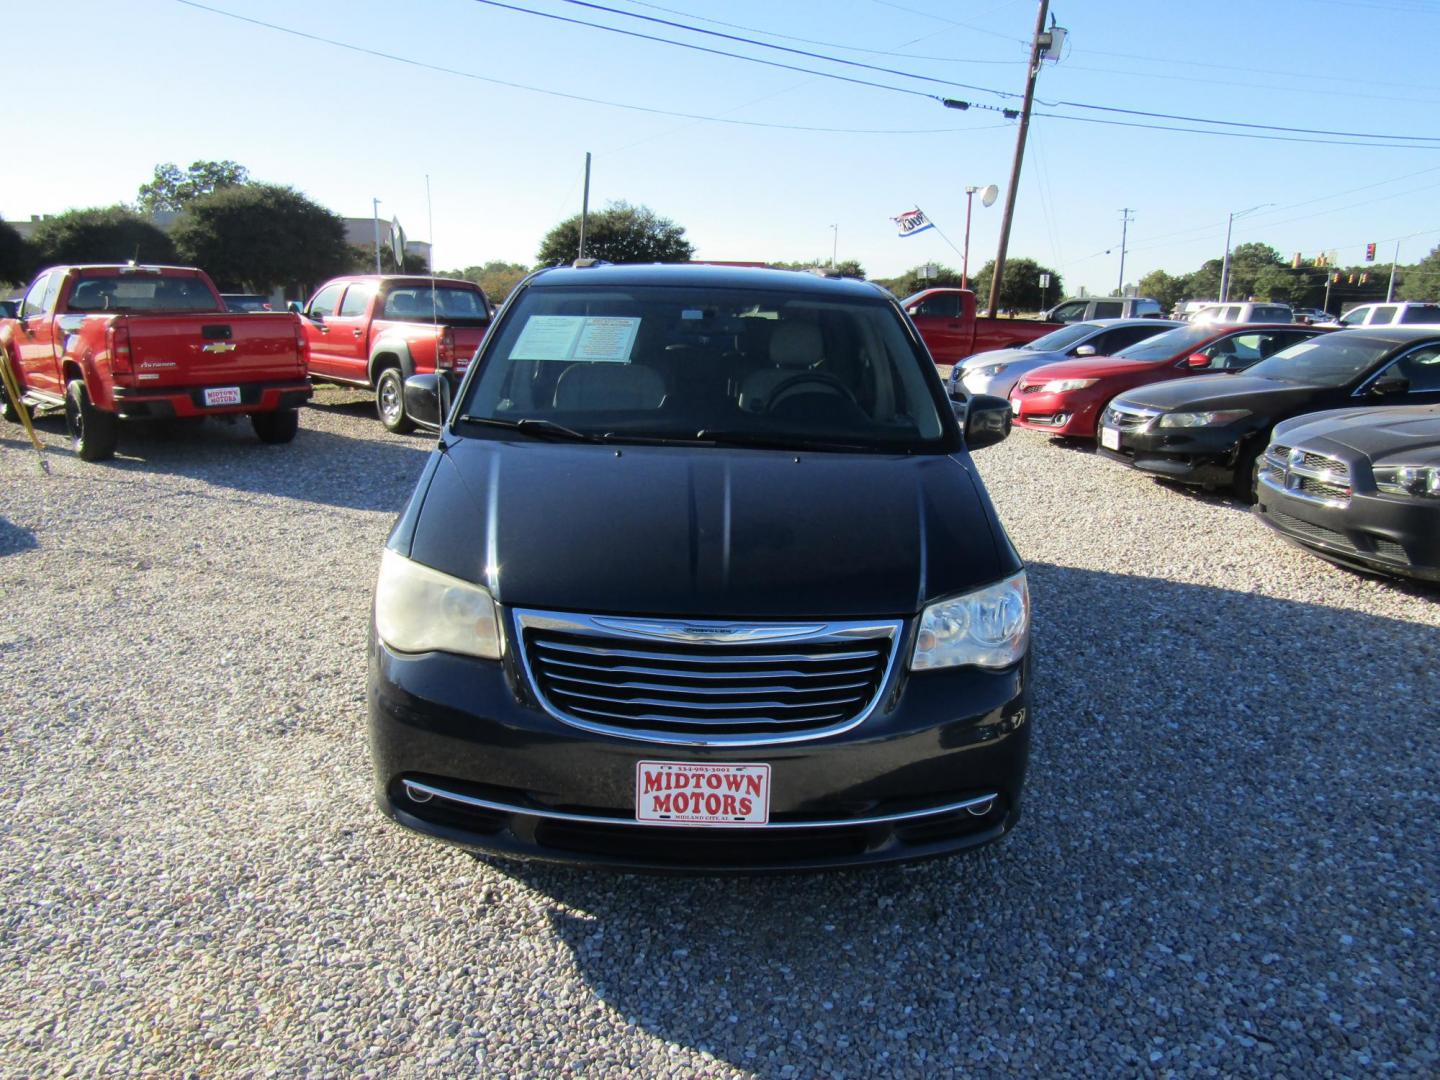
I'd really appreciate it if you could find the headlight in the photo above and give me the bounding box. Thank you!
[977,363,1008,377]
[375,548,502,658]
[1039,378,1097,393]
[1374,465,1440,498]
[1156,409,1251,428]
[912,571,1029,671]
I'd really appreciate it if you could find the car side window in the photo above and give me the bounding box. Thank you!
[1401,305,1440,325]
[1051,301,1086,321]
[1338,307,1369,327]
[1094,325,1160,354]
[1393,345,1440,394]
[20,272,52,317]
[338,286,374,317]
[1206,333,1263,370]
[1092,301,1123,318]
[914,293,961,318]
[1369,306,1398,325]
[308,283,345,318]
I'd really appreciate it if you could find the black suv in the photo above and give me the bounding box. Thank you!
[368,264,1031,871]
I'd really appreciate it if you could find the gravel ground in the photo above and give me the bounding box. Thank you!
[2,386,1438,1077]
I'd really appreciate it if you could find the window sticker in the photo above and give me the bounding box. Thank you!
[511,315,640,362]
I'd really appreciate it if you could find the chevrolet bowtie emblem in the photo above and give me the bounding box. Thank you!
[202,342,236,354]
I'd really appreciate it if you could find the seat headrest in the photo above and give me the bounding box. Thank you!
[553,363,665,410]
[769,321,822,368]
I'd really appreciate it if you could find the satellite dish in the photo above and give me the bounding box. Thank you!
[981,184,1000,208]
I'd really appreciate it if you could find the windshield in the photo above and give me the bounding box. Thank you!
[68,273,221,313]
[1244,336,1396,386]
[381,285,490,324]
[1025,322,1102,352]
[1111,324,1217,362]
[459,284,949,452]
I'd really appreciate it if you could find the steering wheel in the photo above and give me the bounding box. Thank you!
[764,371,860,412]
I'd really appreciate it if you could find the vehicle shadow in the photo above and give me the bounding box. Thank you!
[0,516,38,556]
[462,562,1440,1075]
[19,413,432,514]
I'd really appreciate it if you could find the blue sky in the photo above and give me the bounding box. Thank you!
[7,0,1440,293]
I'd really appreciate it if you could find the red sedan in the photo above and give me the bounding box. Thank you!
[1008,323,1326,438]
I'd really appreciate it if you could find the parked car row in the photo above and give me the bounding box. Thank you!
[946,316,1440,583]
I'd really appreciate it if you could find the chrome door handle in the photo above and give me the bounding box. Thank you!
[353,328,363,337]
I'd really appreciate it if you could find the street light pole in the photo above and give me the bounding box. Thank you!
[962,186,978,290]
[1387,240,1401,301]
[372,198,382,274]
[987,0,1050,318]
[1116,208,1133,295]
[831,224,838,268]
[1219,202,1272,303]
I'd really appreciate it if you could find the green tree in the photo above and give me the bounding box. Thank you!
[770,258,866,280]
[442,260,531,302]
[1136,269,1186,315]
[969,258,1062,313]
[1399,244,1438,301]
[138,160,250,213]
[172,184,351,293]
[0,217,35,286]
[873,263,965,298]
[28,206,176,266]
[536,201,694,266]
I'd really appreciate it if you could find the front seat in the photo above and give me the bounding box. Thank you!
[553,363,666,410]
[738,321,823,412]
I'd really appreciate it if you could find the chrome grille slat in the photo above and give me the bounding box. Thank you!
[548,672,874,696]
[534,640,881,665]
[542,656,877,680]
[1260,443,1352,508]
[516,609,903,746]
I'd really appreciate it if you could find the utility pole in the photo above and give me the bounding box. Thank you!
[1219,202,1272,303]
[831,224,838,267]
[372,198,383,274]
[1387,239,1401,301]
[1116,208,1133,295]
[987,0,1050,317]
[578,152,592,261]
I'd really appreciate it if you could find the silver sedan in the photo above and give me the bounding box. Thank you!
[951,318,1181,399]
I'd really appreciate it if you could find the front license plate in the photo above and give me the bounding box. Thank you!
[635,761,771,827]
[1009,395,1022,416]
[1100,425,1120,451]
[203,386,242,407]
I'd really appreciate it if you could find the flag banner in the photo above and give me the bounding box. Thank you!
[892,208,935,239]
[390,217,406,265]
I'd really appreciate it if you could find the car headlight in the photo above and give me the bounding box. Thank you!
[1373,465,1440,498]
[912,571,1029,671]
[1156,409,1251,428]
[976,363,1008,377]
[375,548,502,658]
[1039,378,1097,393]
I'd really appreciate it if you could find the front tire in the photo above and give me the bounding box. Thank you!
[375,366,415,434]
[251,408,299,444]
[65,378,119,461]
[1232,438,1265,503]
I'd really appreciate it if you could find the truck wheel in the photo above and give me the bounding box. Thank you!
[0,377,29,425]
[251,408,300,444]
[375,367,416,434]
[65,379,119,462]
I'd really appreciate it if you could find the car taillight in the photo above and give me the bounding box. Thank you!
[437,326,456,370]
[107,324,132,374]
[294,321,307,362]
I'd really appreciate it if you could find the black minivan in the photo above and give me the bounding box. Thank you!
[368,264,1031,871]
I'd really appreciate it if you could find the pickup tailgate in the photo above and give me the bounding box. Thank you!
[123,312,305,387]
[453,325,489,370]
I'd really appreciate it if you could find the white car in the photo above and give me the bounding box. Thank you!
[1190,301,1294,325]
[1330,301,1440,328]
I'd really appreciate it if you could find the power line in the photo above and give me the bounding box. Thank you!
[1044,97,1440,144]
[1031,110,1440,150]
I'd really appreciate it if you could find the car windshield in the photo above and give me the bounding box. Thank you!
[68,273,221,313]
[459,283,950,452]
[1245,336,1400,386]
[1110,324,1217,362]
[1025,322,1101,352]
[382,285,490,324]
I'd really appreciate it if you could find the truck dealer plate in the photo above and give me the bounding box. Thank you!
[635,761,771,827]
[203,386,242,407]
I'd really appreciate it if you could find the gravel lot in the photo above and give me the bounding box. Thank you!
[2,386,1438,1077]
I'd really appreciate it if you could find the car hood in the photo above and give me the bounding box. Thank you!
[1020,356,1161,383]
[961,346,1039,370]
[406,438,1011,619]
[1274,404,1440,461]
[1118,373,1320,413]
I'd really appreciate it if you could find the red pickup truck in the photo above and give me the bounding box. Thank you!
[901,287,1062,365]
[300,275,493,433]
[0,264,310,461]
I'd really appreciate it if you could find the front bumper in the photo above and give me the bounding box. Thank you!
[958,370,1019,400]
[112,379,312,419]
[368,622,1032,872]
[1010,388,1104,437]
[1254,477,1440,581]
[1095,421,1248,488]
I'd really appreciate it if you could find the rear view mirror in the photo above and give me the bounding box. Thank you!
[962,393,1012,450]
[1185,352,1210,368]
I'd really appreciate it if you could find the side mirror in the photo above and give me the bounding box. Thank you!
[286,300,304,316]
[1185,352,1210,368]
[1369,372,1410,397]
[306,308,324,323]
[962,393,1012,450]
[1073,345,1097,357]
[905,305,920,317]
[403,373,443,427]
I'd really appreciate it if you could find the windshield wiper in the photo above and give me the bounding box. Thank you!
[693,429,874,452]
[458,416,600,442]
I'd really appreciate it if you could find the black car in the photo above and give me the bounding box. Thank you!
[1098,327,1440,498]
[0,299,18,318]
[368,264,1031,871]
[1255,405,1440,581]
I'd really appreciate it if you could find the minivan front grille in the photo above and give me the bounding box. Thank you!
[514,610,901,746]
